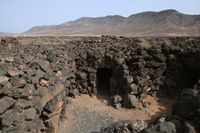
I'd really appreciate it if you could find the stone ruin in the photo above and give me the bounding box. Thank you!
[0,36,200,132]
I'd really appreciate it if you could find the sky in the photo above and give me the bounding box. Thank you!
[1,0,200,33]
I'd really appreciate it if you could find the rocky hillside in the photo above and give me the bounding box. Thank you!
[23,10,200,36]
[0,32,15,37]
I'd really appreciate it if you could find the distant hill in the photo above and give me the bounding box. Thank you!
[23,9,200,36]
[0,32,16,37]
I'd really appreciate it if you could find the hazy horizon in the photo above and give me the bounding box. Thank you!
[1,0,200,33]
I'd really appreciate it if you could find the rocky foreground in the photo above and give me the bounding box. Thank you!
[0,36,200,133]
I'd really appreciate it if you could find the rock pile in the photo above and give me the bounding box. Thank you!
[0,36,200,132]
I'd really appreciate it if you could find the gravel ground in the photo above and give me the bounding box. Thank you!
[58,95,173,133]
[71,107,119,133]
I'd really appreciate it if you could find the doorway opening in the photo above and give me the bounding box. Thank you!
[96,68,113,99]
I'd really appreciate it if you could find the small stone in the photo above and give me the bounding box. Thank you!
[142,101,150,108]
[114,103,122,109]
[40,79,49,87]
[22,84,35,98]
[143,117,185,133]
[23,108,36,120]
[31,76,40,84]
[34,69,45,78]
[130,83,138,94]
[0,56,5,63]
[0,96,16,114]
[0,76,9,84]
[1,109,18,126]
[47,50,58,62]
[102,100,109,105]
[10,77,26,88]
[76,71,87,80]
[65,80,71,88]
[56,71,62,77]
[5,57,14,62]
[69,89,79,98]
[113,95,122,104]
[127,76,133,83]
[124,94,140,108]
[117,58,124,64]
[0,65,6,75]
[131,120,148,132]
[7,67,20,77]
[15,99,32,109]
[30,60,50,72]
[89,73,96,80]
[185,121,198,133]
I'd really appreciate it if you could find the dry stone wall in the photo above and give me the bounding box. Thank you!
[0,36,200,132]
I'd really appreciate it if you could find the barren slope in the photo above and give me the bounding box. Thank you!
[23,9,200,36]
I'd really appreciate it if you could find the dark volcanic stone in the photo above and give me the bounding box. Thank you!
[0,76,9,85]
[123,94,140,108]
[1,36,200,132]
[10,77,26,88]
[30,60,50,72]
[172,95,199,119]
[47,50,58,62]
[0,109,18,126]
[0,96,15,114]
[7,67,20,77]
[143,117,185,133]
[22,84,36,98]
[99,120,147,133]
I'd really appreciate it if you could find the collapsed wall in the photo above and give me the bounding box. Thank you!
[0,36,200,132]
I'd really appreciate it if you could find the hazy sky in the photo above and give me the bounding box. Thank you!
[1,0,200,33]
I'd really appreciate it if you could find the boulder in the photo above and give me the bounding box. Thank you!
[44,93,64,114]
[30,60,50,72]
[130,83,138,94]
[5,57,14,62]
[0,76,9,85]
[47,50,58,62]
[112,95,122,108]
[0,65,6,75]
[40,79,49,87]
[15,99,32,109]
[100,120,147,133]
[123,94,140,108]
[22,84,36,98]
[172,95,199,119]
[76,71,87,80]
[0,96,16,114]
[143,117,185,133]
[0,109,18,126]
[7,67,20,77]
[23,108,36,120]
[10,77,26,88]
[2,119,46,133]
[35,83,65,114]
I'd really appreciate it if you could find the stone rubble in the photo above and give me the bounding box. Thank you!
[0,36,200,132]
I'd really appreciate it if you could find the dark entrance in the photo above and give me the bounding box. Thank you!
[96,68,113,97]
[177,65,200,92]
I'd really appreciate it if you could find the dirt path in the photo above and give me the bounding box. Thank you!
[58,95,174,133]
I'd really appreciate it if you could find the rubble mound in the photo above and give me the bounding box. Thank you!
[0,36,200,133]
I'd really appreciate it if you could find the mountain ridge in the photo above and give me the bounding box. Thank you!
[22,9,200,36]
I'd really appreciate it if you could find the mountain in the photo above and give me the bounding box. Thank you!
[0,32,16,37]
[23,9,200,36]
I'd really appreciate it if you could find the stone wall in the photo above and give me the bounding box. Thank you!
[0,36,200,132]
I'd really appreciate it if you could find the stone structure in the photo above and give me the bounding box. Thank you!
[0,36,200,132]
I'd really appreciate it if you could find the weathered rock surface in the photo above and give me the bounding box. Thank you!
[0,36,200,132]
[0,97,15,114]
[99,120,147,133]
